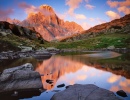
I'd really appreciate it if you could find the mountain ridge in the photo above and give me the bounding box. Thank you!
[60,14,130,41]
[6,5,84,41]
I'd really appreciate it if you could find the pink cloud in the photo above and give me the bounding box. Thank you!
[86,4,95,9]
[106,10,120,20]
[107,0,130,8]
[18,2,31,8]
[118,6,130,14]
[107,75,121,83]
[96,18,106,24]
[0,8,14,20]
[66,0,82,15]
[75,14,87,20]
[81,22,92,30]
[18,2,38,14]
[107,0,119,8]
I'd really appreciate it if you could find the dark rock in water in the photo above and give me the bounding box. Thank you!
[51,84,122,100]
[57,83,65,88]
[116,90,127,97]
[0,63,46,99]
[52,90,61,92]
[46,79,53,84]
[65,86,69,89]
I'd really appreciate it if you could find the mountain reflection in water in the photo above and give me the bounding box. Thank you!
[0,51,129,100]
[33,52,130,100]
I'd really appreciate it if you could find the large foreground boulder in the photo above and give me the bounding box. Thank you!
[0,63,45,99]
[51,84,122,100]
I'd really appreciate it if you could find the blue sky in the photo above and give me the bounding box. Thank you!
[0,0,129,29]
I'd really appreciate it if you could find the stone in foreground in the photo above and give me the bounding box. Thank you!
[0,63,45,99]
[51,84,122,100]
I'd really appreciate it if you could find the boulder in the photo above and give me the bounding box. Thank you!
[0,63,44,93]
[51,84,122,100]
[116,90,127,97]
[107,45,115,49]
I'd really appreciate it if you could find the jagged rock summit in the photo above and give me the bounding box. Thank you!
[21,4,83,41]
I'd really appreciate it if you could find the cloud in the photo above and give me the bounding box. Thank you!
[96,18,106,24]
[0,8,14,20]
[81,22,92,30]
[57,12,67,20]
[107,0,119,8]
[75,14,87,20]
[86,4,95,9]
[107,75,121,83]
[106,10,120,20]
[18,2,38,14]
[89,18,95,21]
[107,0,130,8]
[66,0,82,15]
[118,6,130,14]
[18,2,55,17]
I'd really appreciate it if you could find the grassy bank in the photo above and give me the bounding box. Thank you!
[43,33,130,50]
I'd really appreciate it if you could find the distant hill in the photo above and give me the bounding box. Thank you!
[61,14,130,42]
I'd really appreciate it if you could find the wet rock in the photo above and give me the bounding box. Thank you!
[46,79,53,84]
[116,90,127,97]
[51,84,122,100]
[0,63,45,94]
[65,86,69,89]
[52,90,61,92]
[57,83,65,88]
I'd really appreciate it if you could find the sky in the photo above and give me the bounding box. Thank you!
[0,0,130,30]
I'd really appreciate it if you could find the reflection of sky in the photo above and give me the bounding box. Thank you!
[25,54,130,100]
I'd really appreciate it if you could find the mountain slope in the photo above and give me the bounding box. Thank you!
[20,5,83,41]
[0,21,46,51]
[61,14,130,41]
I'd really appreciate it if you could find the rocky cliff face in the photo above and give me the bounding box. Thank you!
[20,5,83,41]
[0,21,43,40]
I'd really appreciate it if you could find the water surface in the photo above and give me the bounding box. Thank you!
[1,51,130,100]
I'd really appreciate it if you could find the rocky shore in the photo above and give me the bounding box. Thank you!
[0,47,60,60]
[61,48,130,54]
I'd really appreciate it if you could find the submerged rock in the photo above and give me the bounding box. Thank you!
[116,90,127,97]
[57,83,65,88]
[46,79,53,84]
[0,63,45,99]
[51,84,122,100]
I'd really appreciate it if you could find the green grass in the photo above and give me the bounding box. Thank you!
[43,33,130,50]
[1,33,130,51]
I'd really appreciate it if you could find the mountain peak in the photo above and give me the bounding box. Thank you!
[39,4,54,13]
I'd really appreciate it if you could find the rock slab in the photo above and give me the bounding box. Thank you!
[0,63,43,93]
[51,84,122,100]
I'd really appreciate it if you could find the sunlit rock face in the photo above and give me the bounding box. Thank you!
[21,5,83,41]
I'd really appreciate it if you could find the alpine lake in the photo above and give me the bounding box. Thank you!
[0,51,130,100]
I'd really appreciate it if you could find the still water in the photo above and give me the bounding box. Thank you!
[1,51,130,100]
